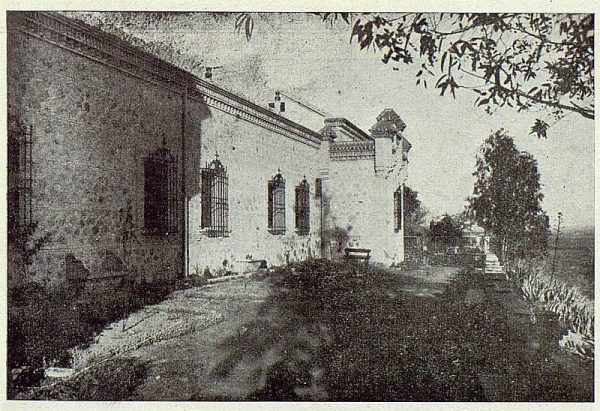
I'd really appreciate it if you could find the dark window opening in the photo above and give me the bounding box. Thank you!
[201,155,229,237]
[295,178,310,235]
[315,178,323,198]
[394,185,403,232]
[8,118,33,242]
[268,171,286,234]
[144,143,178,235]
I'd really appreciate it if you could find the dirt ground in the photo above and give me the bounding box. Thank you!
[33,262,593,401]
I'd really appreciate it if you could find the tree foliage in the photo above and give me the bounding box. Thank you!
[429,215,463,241]
[403,185,427,235]
[468,130,549,258]
[349,13,593,136]
[238,12,593,137]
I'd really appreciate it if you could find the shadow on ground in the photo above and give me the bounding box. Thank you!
[193,259,593,401]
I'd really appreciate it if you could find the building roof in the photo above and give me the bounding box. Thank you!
[9,12,323,148]
[369,108,407,136]
[462,221,485,234]
[319,118,372,142]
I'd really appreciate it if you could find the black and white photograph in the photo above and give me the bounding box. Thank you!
[4,4,595,404]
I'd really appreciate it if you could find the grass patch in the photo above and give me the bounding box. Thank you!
[205,259,592,401]
[14,357,148,400]
[8,278,176,397]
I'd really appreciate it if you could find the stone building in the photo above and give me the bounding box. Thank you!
[7,12,411,288]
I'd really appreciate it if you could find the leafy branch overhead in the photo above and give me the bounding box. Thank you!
[237,12,594,138]
[235,13,254,41]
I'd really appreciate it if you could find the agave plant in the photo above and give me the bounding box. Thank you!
[506,257,594,358]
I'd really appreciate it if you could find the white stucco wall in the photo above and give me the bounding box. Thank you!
[187,108,324,275]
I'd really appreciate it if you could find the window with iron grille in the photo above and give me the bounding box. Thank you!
[394,185,403,232]
[315,178,323,198]
[295,178,310,235]
[8,118,33,242]
[143,143,179,235]
[201,155,229,237]
[268,171,286,234]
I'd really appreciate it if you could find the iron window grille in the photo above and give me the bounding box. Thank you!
[315,178,323,198]
[268,170,286,234]
[394,186,403,232]
[295,177,310,235]
[8,118,33,242]
[201,155,229,237]
[143,142,179,236]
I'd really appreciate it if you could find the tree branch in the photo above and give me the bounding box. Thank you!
[458,67,594,119]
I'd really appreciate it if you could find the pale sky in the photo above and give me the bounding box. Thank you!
[70,12,595,230]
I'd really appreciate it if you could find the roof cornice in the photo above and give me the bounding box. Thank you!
[324,118,372,141]
[9,11,322,148]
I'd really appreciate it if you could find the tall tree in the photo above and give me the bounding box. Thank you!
[238,12,593,137]
[468,130,549,259]
[403,185,427,235]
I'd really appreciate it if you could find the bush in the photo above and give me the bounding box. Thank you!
[7,277,176,397]
[15,357,148,400]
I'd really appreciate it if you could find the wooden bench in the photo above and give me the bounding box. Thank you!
[344,248,371,265]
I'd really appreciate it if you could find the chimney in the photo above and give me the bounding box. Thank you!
[268,92,286,114]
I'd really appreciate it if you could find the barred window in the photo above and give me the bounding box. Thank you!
[315,178,323,198]
[8,118,33,242]
[268,171,286,234]
[201,155,229,237]
[295,177,310,235]
[144,142,178,235]
[394,185,403,232]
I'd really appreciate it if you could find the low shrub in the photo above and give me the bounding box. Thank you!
[7,277,177,397]
[15,357,148,400]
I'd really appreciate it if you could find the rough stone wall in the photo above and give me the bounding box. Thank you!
[7,29,189,286]
[7,13,409,286]
[187,109,323,275]
[324,157,405,266]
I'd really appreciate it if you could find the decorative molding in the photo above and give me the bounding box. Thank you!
[324,118,372,142]
[9,12,197,88]
[9,12,322,149]
[198,89,321,148]
[329,141,375,161]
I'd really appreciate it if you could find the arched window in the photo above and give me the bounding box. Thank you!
[394,185,403,232]
[201,154,229,237]
[268,170,286,234]
[144,142,178,235]
[295,177,310,235]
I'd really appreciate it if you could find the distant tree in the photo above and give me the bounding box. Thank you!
[468,130,549,259]
[403,185,427,236]
[238,12,594,137]
[429,214,463,242]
